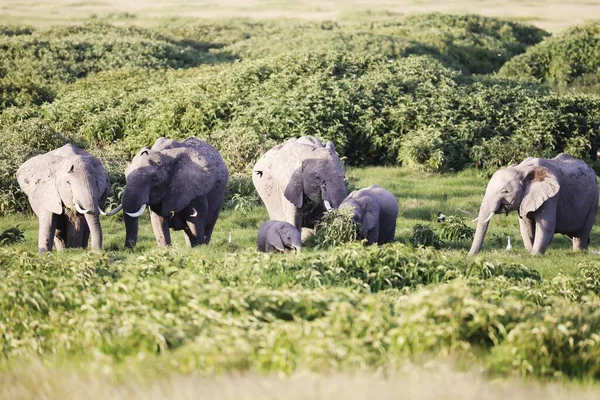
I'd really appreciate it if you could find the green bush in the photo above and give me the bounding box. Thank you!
[2,246,599,378]
[215,13,547,74]
[0,21,231,110]
[409,224,442,249]
[499,22,600,93]
[309,208,364,248]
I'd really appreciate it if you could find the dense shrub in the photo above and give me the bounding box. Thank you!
[39,53,600,167]
[0,22,231,109]
[499,22,600,93]
[3,246,600,378]
[199,13,547,75]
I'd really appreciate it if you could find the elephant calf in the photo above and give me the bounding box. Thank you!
[17,144,111,253]
[469,153,599,255]
[339,185,399,245]
[257,220,302,253]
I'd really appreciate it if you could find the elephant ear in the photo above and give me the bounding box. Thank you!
[270,228,286,252]
[161,148,217,214]
[520,166,560,217]
[362,197,380,232]
[16,154,63,215]
[90,156,110,207]
[275,151,303,208]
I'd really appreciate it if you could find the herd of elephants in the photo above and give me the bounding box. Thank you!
[16,135,599,256]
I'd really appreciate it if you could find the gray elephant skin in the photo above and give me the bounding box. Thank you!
[257,220,302,253]
[339,184,399,245]
[17,144,110,253]
[252,136,347,232]
[469,154,599,255]
[119,137,228,248]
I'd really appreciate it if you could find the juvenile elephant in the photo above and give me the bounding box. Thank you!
[114,137,228,248]
[252,136,347,234]
[339,184,399,245]
[469,154,599,255]
[257,220,302,253]
[17,144,111,252]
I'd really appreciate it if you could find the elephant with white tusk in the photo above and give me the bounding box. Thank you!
[17,144,111,253]
[252,136,347,236]
[257,220,302,253]
[114,137,228,249]
[339,184,399,245]
[469,153,599,255]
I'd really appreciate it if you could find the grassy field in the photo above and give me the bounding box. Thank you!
[2,0,600,398]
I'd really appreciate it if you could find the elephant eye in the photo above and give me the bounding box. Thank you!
[501,189,509,194]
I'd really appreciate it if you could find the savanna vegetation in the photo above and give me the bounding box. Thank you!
[1,2,600,398]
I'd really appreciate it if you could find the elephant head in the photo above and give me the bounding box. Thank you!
[340,196,379,236]
[17,144,110,251]
[119,144,217,248]
[279,141,347,212]
[268,222,302,253]
[469,163,559,255]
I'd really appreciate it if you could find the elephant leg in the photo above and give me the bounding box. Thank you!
[150,210,171,247]
[282,199,301,231]
[519,217,535,253]
[184,220,205,247]
[53,214,67,251]
[531,207,556,255]
[573,206,597,251]
[66,214,86,248]
[38,211,57,253]
[366,228,379,245]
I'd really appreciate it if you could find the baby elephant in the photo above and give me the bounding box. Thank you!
[257,220,302,253]
[339,184,399,245]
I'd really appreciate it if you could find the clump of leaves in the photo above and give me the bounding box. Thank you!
[0,226,25,245]
[438,216,475,241]
[312,208,363,248]
[410,224,442,249]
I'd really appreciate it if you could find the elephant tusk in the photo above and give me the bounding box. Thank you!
[125,204,147,218]
[324,200,333,211]
[75,203,91,214]
[100,204,123,217]
[190,208,198,218]
[483,212,495,223]
[471,217,479,223]
[98,207,106,216]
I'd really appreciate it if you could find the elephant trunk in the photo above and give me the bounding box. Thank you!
[322,179,347,209]
[84,212,102,251]
[468,197,501,255]
[122,184,149,248]
[72,179,103,250]
[124,214,139,249]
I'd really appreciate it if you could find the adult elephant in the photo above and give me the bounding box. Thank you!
[252,136,347,232]
[115,137,228,248]
[17,144,111,253]
[339,185,399,245]
[469,154,598,255]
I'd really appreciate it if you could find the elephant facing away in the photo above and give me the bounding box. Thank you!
[469,153,599,255]
[116,137,228,248]
[252,136,347,234]
[257,220,302,253]
[17,144,111,253]
[339,184,399,245]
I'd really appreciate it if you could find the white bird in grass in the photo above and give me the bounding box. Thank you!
[506,236,512,252]
[228,231,232,245]
[437,212,446,223]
